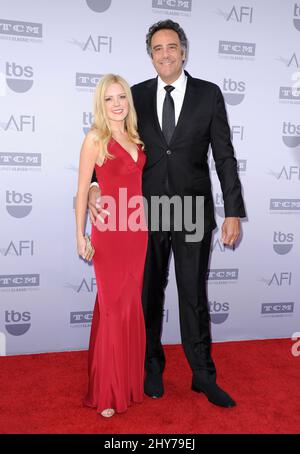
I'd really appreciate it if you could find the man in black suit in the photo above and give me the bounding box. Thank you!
[89,20,245,408]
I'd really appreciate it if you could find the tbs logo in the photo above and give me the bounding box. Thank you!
[214,193,225,218]
[282,122,300,148]
[5,310,31,336]
[83,112,93,135]
[6,191,33,218]
[6,62,33,93]
[273,232,294,255]
[223,79,246,105]
[209,301,230,324]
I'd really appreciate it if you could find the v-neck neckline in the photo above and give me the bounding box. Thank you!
[111,138,139,164]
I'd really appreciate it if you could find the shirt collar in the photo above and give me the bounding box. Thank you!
[157,70,187,93]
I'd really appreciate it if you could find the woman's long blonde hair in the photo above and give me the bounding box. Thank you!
[91,74,143,161]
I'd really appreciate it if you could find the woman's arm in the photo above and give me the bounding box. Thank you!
[75,132,99,258]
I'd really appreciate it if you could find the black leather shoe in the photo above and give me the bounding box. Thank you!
[144,373,164,398]
[191,382,236,408]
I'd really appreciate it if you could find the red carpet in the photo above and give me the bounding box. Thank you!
[0,339,299,434]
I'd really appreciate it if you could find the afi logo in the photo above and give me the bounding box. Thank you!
[77,278,97,293]
[211,238,235,253]
[3,240,34,256]
[4,115,35,132]
[277,166,300,180]
[83,35,112,52]
[268,272,292,286]
[287,53,299,68]
[227,6,253,23]
[231,125,245,141]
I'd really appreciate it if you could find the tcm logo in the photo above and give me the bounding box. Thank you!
[152,0,192,13]
[0,274,40,289]
[64,278,97,293]
[261,303,294,316]
[264,272,292,287]
[209,301,229,324]
[70,311,93,326]
[0,152,41,167]
[6,190,33,218]
[282,122,300,148]
[83,112,93,135]
[6,62,33,93]
[76,72,103,89]
[0,19,43,39]
[5,310,31,336]
[223,79,245,105]
[1,240,34,257]
[219,40,256,57]
[207,268,239,282]
[293,3,300,31]
[86,0,112,13]
[273,232,294,255]
[2,115,35,132]
[270,199,300,212]
[214,193,224,218]
[279,86,300,102]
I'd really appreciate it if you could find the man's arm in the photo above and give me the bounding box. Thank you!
[210,85,246,245]
[210,85,245,218]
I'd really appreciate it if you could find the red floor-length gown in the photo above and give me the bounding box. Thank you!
[83,138,148,414]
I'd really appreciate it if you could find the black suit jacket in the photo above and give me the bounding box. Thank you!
[92,71,246,232]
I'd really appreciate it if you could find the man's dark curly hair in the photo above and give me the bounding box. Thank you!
[146,20,188,57]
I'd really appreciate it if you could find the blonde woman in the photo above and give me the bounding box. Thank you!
[75,74,147,417]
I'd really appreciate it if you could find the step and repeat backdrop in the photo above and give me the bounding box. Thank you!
[0,0,299,355]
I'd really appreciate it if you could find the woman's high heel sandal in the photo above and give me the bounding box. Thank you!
[100,408,115,418]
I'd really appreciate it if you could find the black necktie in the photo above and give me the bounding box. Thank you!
[162,85,175,145]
